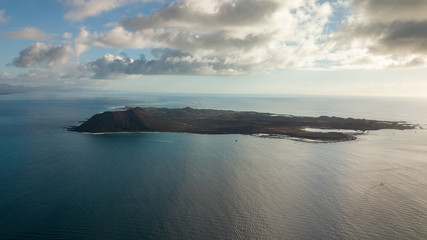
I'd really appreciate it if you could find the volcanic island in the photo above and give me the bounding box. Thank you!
[69,107,417,142]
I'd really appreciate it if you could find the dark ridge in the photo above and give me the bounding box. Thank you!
[69,107,417,142]
[71,107,171,132]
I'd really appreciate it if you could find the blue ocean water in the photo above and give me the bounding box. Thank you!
[1,93,426,239]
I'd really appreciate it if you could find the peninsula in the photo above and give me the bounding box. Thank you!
[69,107,416,142]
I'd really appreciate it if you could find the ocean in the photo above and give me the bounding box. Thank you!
[0,92,426,239]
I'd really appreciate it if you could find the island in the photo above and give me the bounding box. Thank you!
[69,107,417,142]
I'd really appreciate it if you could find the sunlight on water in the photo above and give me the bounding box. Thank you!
[0,93,426,239]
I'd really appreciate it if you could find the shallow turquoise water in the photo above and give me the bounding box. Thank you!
[0,93,426,239]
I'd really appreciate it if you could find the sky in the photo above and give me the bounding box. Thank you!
[1,0,427,97]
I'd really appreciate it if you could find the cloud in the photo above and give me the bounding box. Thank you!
[2,63,94,87]
[122,0,281,32]
[0,9,8,23]
[63,32,73,40]
[90,26,273,57]
[63,0,154,21]
[352,0,427,23]
[10,0,343,80]
[89,49,248,78]
[76,0,334,76]
[4,27,55,41]
[11,42,76,68]
[331,0,427,68]
[7,0,427,90]
[10,28,91,69]
[0,71,12,79]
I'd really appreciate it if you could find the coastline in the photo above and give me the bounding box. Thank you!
[69,107,417,143]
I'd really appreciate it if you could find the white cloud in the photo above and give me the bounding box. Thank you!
[0,9,8,23]
[4,27,55,41]
[7,0,427,93]
[63,0,155,21]
[63,32,73,40]
[10,42,86,68]
[75,0,334,77]
[10,27,92,69]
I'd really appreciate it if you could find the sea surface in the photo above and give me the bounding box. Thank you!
[0,92,426,239]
